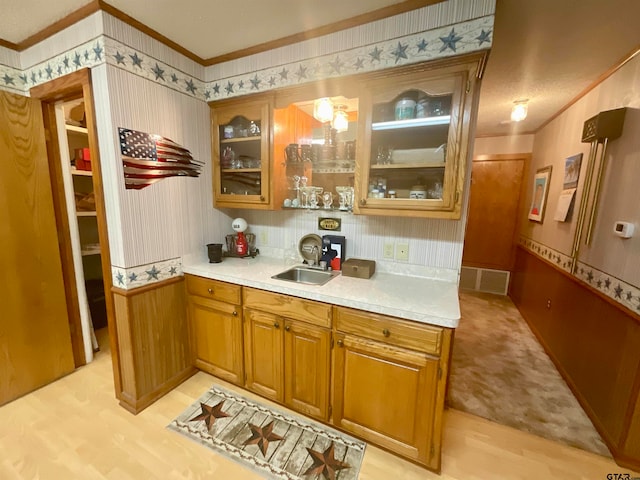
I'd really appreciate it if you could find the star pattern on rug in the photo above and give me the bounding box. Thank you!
[304,442,350,480]
[243,420,284,456]
[188,401,230,430]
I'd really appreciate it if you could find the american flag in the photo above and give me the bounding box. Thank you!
[118,128,204,190]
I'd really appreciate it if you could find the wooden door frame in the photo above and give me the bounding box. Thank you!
[466,153,532,272]
[31,69,121,397]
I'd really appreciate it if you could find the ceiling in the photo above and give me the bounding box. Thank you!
[1,0,639,136]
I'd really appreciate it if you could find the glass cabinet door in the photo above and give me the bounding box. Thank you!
[273,96,358,212]
[356,61,479,219]
[211,98,271,208]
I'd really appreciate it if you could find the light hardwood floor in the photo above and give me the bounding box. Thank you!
[0,329,636,480]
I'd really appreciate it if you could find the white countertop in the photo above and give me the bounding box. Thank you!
[183,256,460,328]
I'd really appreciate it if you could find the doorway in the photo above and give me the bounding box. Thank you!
[31,70,119,387]
[460,153,530,294]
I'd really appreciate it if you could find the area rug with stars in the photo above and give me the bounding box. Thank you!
[168,384,365,479]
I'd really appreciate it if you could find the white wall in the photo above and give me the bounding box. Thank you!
[522,54,640,290]
[0,45,20,69]
[473,134,534,156]
[94,64,230,268]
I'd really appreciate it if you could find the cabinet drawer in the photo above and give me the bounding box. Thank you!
[243,287,331,328]
[185,274,241,304]
[334,306,442,355]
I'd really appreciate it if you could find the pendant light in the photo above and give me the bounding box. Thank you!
[313,98,334,124]
[332,105,349,132]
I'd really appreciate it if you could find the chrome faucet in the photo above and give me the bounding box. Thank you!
[307,246,329,271]
[311,245,320,266]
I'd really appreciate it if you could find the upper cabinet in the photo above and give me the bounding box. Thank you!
[209,53,485,218]
[355,56,483,219]
[272,91,358,213]
[211,95,272,209]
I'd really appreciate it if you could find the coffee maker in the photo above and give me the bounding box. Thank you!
[321,235,346,270]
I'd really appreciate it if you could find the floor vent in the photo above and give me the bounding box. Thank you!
[460,266,510,295]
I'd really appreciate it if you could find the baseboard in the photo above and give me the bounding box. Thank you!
[614,452,640,472]
[119,366,198,414]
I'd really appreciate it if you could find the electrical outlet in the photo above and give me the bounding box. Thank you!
[396,243,409,261]
[259,230,268,245]
[383,242,394,259]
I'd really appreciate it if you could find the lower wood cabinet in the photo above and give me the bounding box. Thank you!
[283,318,330,420]
[332,333,439,466]
[332,306,451,472]
[186,277,452,472]
[243,308,283,402]
[243,306,330,421]
[186,275,244,385]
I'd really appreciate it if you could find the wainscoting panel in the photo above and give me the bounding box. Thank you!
[510,246,640,470]
[113,277,196,413]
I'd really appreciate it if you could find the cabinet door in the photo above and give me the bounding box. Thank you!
[355,57,483,219]
[211,96,271,209]
[284,320,330,421]
[188,295,243,385]
[332,333,439,467]
[243,308,284,402]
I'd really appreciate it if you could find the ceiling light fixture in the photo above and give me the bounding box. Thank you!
[313,98,334,124]
[511,99,529,122]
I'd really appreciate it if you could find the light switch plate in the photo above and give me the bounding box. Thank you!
[259,230,268,244]
[396,243,409,261]
[383,242,394,259]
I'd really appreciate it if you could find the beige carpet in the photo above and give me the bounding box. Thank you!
[449,291,610,457]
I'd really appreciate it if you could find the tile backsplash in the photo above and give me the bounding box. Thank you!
[223,209,464,282]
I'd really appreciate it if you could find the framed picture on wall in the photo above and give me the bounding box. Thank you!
[528,165,552,223]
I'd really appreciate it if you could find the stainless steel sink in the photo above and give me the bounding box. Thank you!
[272,266,339,286]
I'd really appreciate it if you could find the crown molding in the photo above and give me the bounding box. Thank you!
[0,0,445,66]
[535,44,640,134]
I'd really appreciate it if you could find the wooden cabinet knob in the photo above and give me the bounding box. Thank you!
[232,311,238,316]
[359,198,366,206]
[274,322,280,329]
[207,288,213,294]
[260,195,265,201]
[285,325,290,331]
[382,328,390,337]
[337,339,344,347]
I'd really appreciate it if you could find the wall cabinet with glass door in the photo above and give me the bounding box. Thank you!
[211,95,272,209]
[355,55,484,219]
[272,82,360,212]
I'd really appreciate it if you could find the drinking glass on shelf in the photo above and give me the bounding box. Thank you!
[336,186,354,211]
[345,186,354,211]
[308,187,323,209]
[309,190,319,209]
[300,187,310,208]
[322,191,333,209]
